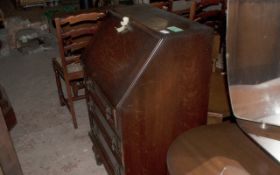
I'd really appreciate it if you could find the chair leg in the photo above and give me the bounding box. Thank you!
[71,80,86,100]
[212,34,221,72]
[52,61,65,106]
[65,80,78,129]
[71,82,79,98]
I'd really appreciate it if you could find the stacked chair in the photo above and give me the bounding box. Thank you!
[189,0,226,72]
[151,0,226,72]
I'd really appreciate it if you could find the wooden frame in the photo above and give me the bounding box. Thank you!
[0,85,22,175]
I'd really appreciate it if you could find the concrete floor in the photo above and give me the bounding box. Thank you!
[0,44,107,175]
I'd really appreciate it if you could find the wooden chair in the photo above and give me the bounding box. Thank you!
[150,1,171,11]
[168,0,193,17]
[52,12,105,129]
[189,0,226,72]
[189,0,226,24]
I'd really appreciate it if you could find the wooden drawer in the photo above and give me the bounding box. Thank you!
[87,95,122,162]
[89,116,123,175]
[85,78,117,129]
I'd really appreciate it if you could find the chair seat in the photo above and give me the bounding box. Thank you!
[56,57,83,73]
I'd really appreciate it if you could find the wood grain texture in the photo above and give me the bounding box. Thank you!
[226,0,280,142]
[167,122,280,175]
[229,79,280,120]
[0,85,17,131]
[168,1,280,175]
[0,85,23,175]
[227,0,280,84]
[83,5,213,175]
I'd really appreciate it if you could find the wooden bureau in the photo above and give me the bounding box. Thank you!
[82,5,213,175]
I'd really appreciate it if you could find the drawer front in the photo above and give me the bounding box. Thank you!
[89,117,124,175]
[87,95,122,161]
[85,78,116,129]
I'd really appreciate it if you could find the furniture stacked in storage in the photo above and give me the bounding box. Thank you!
[82,5,213,175]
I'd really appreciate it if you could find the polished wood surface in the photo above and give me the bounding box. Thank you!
[226,0,280,121]
[0,110,22,175]
[230,80,280,120]
[83,5,213,175]
[207,70,231,124]
[52,11,105,128]
[227,0,280,85]
[167,122,280,175]
[0,85,23,175]
[226,0,280,143]
[237,119,280,142]
[0,85,17,130]
[167,1,280,175]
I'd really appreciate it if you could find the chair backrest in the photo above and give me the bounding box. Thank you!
[189,0,226,21]
[150,1,171,11]
[169,0,193,16]
[55,12,106,71]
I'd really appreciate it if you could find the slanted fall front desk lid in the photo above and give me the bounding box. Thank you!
[83,5,210,107]
[227,0,280,162]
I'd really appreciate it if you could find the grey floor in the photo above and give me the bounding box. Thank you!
[0,35,107,175]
